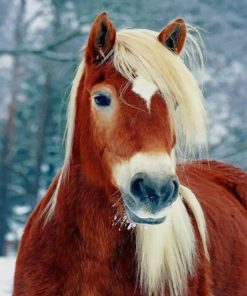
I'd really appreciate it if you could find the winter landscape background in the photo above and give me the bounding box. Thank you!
[0,0,246,294]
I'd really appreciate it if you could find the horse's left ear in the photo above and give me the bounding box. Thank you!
[85,12,116,64]
[158,18,187,54]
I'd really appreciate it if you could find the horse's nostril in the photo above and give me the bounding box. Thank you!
[131,177,144,198]
[130,173,157,202]
[160,177,179,204]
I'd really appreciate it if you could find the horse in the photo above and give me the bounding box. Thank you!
[13,12,247,296]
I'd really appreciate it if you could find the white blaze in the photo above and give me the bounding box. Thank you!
[132,76,158,110]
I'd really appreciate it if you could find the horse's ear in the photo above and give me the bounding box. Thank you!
[85,12,116,64]
[158,18,187,54]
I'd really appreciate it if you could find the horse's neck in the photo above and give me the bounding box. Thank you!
[56,166,129,261]
[45,166,136,295]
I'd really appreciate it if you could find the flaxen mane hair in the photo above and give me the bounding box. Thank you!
[44,24,209,296]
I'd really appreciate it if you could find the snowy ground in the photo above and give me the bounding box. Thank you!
[0,257,16,296]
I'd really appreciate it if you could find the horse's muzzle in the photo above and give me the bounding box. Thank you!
[123,173,179,224]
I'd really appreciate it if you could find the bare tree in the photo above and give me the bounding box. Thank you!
[29,0,69,205]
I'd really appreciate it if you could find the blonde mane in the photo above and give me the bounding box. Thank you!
[44,23,208,296]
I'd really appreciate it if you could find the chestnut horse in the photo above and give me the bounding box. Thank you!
[13,12,247,296]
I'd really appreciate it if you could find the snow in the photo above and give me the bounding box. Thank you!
[8,221,24,241]
[0,257,16,296]
[13,205,31,216]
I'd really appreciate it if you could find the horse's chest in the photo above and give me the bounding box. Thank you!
[63,260,138,296]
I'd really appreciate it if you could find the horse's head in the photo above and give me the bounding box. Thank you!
[72,12,206,225]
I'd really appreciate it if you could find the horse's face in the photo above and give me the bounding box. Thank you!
[81,13,187,224]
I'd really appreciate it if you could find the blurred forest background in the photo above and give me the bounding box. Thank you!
[0,0,246,256]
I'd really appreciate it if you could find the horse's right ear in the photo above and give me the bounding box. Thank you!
[85,12,116,64]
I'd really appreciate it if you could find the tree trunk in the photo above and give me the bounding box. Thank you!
[0,0,26,256]
[29,69,52,206]
[29,2,63,204]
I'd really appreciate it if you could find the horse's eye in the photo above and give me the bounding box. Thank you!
[94,93,111,107]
